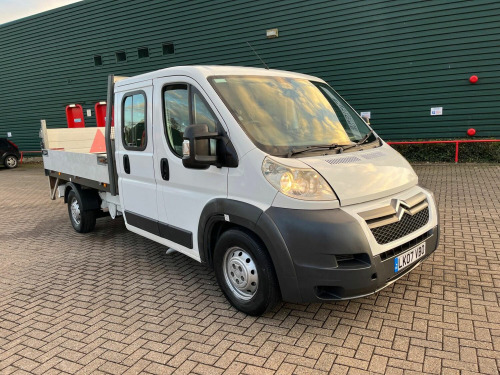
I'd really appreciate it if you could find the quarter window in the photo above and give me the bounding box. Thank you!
[122,93,147,149]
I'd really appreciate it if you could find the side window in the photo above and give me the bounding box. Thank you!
[193,92,217,132]
[163,85,190,155]
[122,93,147,149]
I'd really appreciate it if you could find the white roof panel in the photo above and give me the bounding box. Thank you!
[115,65,325,87]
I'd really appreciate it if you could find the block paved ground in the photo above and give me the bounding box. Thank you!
[0,163,499,375]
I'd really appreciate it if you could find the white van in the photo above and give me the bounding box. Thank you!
[42,66,439,315]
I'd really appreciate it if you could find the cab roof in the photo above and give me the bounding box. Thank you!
[114,65,325,87]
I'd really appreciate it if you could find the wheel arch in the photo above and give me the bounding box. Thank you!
[198,198,301,302]
[64,182,100,210]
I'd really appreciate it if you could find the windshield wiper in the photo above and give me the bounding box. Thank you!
[287,143,343,157]
[358,129,375,145]
[342,130,375,151]
[286,131,376,157]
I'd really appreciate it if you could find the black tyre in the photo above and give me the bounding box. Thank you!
[4,155,18,169]
[214,229,280,315]
[67,190,96,233]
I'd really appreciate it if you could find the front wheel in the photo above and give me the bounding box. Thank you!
[67,190,96,233]
[4,155,18,169]
[214,229,280,315]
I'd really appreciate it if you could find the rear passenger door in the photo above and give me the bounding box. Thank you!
[115,83,159,231]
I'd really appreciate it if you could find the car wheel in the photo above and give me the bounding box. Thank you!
[67,190,96,233]
[4,155,18,169]
[214,229,280,315]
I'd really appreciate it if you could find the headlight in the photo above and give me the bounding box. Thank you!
[262,157,337,201]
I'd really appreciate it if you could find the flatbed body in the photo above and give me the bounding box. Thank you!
[43,149,110,186]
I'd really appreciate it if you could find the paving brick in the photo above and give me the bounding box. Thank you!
[144,362,176,374]
[423,356,443,374]
[222,361,245,375]
[12,357,40,372]
[478,356,500,375]
[1,164,499,374]
[54,359,83,373]
[171,360,197,375]
[263,350,287,370]
[367,354,388,374]
[275,362,296,375]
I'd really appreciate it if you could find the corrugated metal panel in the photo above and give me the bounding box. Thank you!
[1,0,499,151]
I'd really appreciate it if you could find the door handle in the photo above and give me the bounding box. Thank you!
[123,155,130,174]
[160,158,169,180]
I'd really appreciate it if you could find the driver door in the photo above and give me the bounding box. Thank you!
[152,76,229,260]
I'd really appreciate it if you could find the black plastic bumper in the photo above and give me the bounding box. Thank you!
[263,206,439,303]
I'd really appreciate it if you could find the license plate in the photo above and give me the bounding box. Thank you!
[394,242,426,273]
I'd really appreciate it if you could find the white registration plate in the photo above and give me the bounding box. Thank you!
[394,242,426,273]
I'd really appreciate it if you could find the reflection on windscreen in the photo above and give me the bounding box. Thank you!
[210,76,370,154]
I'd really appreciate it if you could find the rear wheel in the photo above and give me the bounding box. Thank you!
[67,190,96,233]
[214,229,279,315]
[4,155,18,169]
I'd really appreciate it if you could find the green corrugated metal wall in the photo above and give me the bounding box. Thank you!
[1,0,499,151]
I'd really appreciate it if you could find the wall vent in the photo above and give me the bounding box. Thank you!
[93,55,102,66]
[115,51,127,62]
[162,42,175,55]
[138,47,149,58]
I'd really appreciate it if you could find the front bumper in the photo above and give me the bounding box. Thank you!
[263,205,439,303]
[299,226,438,301]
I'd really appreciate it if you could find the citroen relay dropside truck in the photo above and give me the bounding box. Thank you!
[42,66,439,315]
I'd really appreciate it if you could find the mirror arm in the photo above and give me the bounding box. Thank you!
[193,132,220,141]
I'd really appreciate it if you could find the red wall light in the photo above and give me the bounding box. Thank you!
[467,128,476,136]
[469,75,478,84]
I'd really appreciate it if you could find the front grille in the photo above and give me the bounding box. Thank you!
[379,229,433,261]
[371,207,429,244]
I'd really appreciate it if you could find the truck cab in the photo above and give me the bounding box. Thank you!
[43,66,439,315]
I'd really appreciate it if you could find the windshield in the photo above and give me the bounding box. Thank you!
[209,75,372,156]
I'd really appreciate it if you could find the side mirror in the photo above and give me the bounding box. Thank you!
[182,124,219,169]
